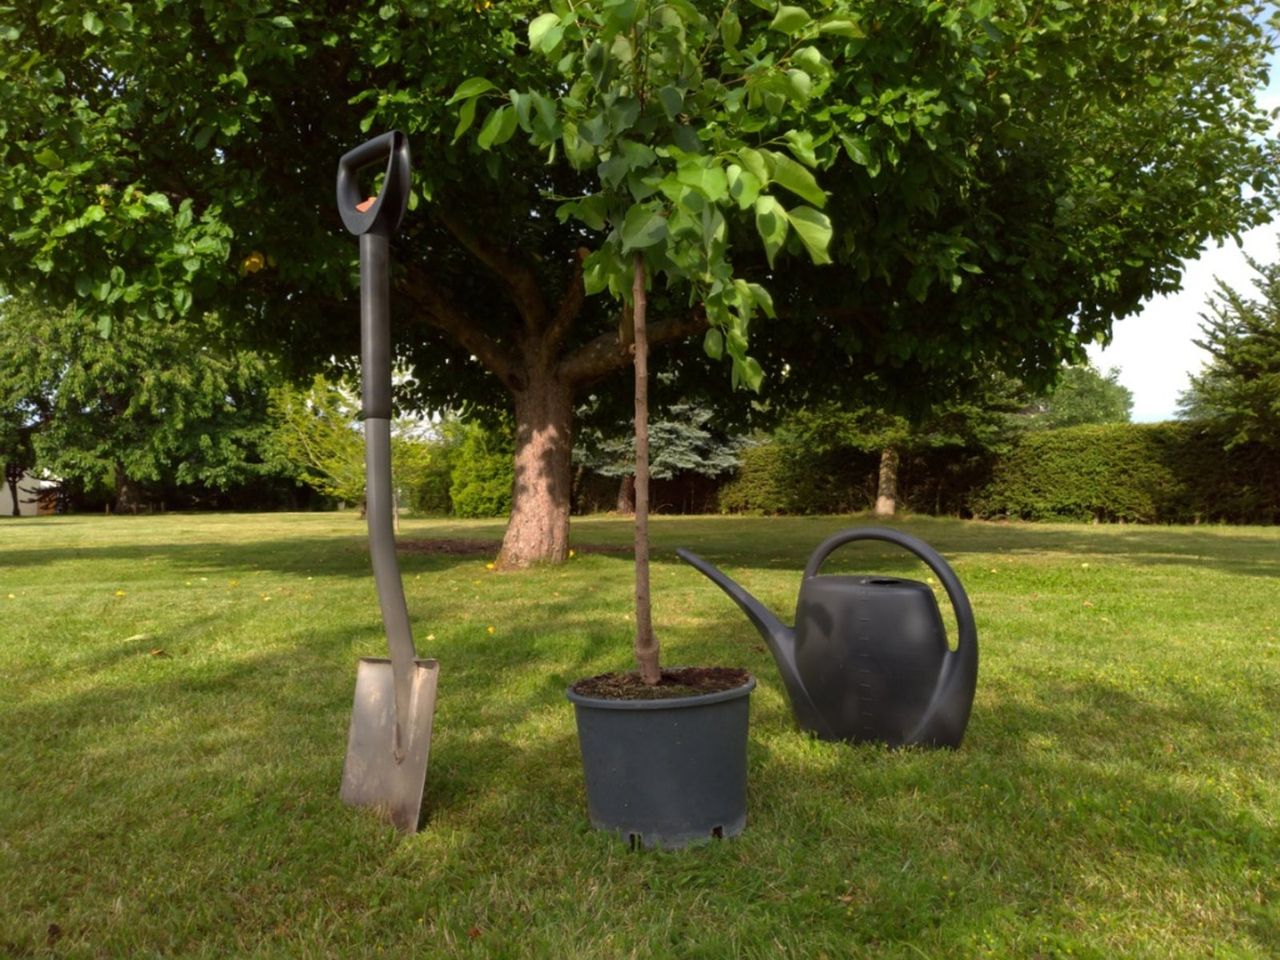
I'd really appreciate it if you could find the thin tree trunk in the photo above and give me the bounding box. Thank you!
[632,256,661,684]
[874,446,899,517]
[497,366,574,569]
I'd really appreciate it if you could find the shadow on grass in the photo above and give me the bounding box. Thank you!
[645,515,1280,580]
[740,666,1280,951]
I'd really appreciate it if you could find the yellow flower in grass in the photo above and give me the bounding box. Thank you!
[487,625,496,635]
[485,562,495,571]
[569,549,576,558]
[114,590,127,597]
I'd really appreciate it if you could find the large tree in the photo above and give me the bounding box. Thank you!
[1,1,1275,563]
[1020,364,1134,429]
[0,298,282,511]
[1178,252,1280,447]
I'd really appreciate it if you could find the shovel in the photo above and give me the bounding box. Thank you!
[336,130,439,833]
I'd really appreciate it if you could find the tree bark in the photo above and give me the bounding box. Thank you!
[495,364,574,569]
[615,474,635,515]
[874,446,899,517]
[115,464,143,515]
[632,256,661,685]
[402,238,707,570]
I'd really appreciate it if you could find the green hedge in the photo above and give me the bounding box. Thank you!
[716,423,1280,524]
[971,423,1280,524]
[718,442,877,514]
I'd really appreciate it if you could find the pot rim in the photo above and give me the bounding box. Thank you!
[566,672,755,711]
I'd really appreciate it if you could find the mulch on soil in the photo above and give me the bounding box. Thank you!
[572,666,752,701]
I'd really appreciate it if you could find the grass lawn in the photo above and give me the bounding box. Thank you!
[1,512,1277,958]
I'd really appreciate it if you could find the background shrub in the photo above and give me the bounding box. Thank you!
[448,422,515,518]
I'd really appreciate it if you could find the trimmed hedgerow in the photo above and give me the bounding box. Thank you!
[971,422,1280,524]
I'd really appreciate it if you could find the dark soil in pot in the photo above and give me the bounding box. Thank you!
[572,666,750,701]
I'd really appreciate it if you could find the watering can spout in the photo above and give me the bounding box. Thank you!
[675,549,831,737]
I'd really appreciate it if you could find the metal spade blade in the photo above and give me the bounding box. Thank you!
[340,657,439,832]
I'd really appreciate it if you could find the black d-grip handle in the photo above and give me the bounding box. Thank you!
[336,130,411,237]
[802,527,977,656]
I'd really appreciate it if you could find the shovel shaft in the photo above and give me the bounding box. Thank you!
[361,229,417,756]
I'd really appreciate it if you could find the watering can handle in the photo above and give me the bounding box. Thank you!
[802,527,977,656]
[336,130,412,238]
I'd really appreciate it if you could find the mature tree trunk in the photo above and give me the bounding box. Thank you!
[496,366,574,568]
[114,464,143,515]
[631,257,661,685]
[874,446,900,517]
[615,474,635,515]
[402,228,705,570]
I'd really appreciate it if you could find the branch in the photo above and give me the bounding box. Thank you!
[398,266,522,391]
[437,209,550,333]
[559,310,708,387]
[543,247,590,358]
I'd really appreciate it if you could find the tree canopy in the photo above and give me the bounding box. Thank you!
[2,0,1276,555]
[1178,251,1280,447]
[1021,364,1134,429]
[0,297,282,510]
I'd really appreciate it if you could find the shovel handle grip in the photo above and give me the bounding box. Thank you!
[336,130,411,238]
[802,527,976,654]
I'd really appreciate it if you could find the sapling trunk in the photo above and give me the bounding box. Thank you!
[632,254,661,685]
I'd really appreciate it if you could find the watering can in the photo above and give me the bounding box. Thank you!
[676,528,977,748]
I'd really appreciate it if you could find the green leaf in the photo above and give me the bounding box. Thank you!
[658,86,684,122]
[766,152,826,208]
[557,195,608,231]
[727,164,761,210]
[109,266,125,286]
[447,77,497,104]
[143,193,172,214]
[840,133,872,167]
[477,106,517,150]
[819,18,865,37]
[740,356,765,392]
[620,204,668,253]
[785,69,811,101]
[703,327,724,360]
[453,96,478,142]
[528,13,563,54]
[675,156,728,202]
[82,11,104,35]
[720,11,742,48]
[34,147,63,170]
[75,274,93,298]
[96,316,112,339]
[770,5,811,35]
[754,196,789,268]
[785,205,832,264]
[738,148,769,185]
[747,282,776,318]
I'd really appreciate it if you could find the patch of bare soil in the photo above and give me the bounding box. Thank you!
[572,666,751,701]
[398,539,628,557]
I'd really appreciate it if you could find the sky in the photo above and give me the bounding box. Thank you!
[1085,47,1280,422]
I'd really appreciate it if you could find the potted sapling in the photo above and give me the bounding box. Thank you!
[451,0,845,847]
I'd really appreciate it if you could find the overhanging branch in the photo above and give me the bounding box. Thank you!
[559,311,708,388]
[438,209,550,333]
[398,266,522,391]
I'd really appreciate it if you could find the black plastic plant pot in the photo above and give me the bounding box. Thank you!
[566,675,756,849]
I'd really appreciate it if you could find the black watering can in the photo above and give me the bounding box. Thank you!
[677,528,977,748]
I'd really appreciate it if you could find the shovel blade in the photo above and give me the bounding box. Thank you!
[340,657,439,832]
